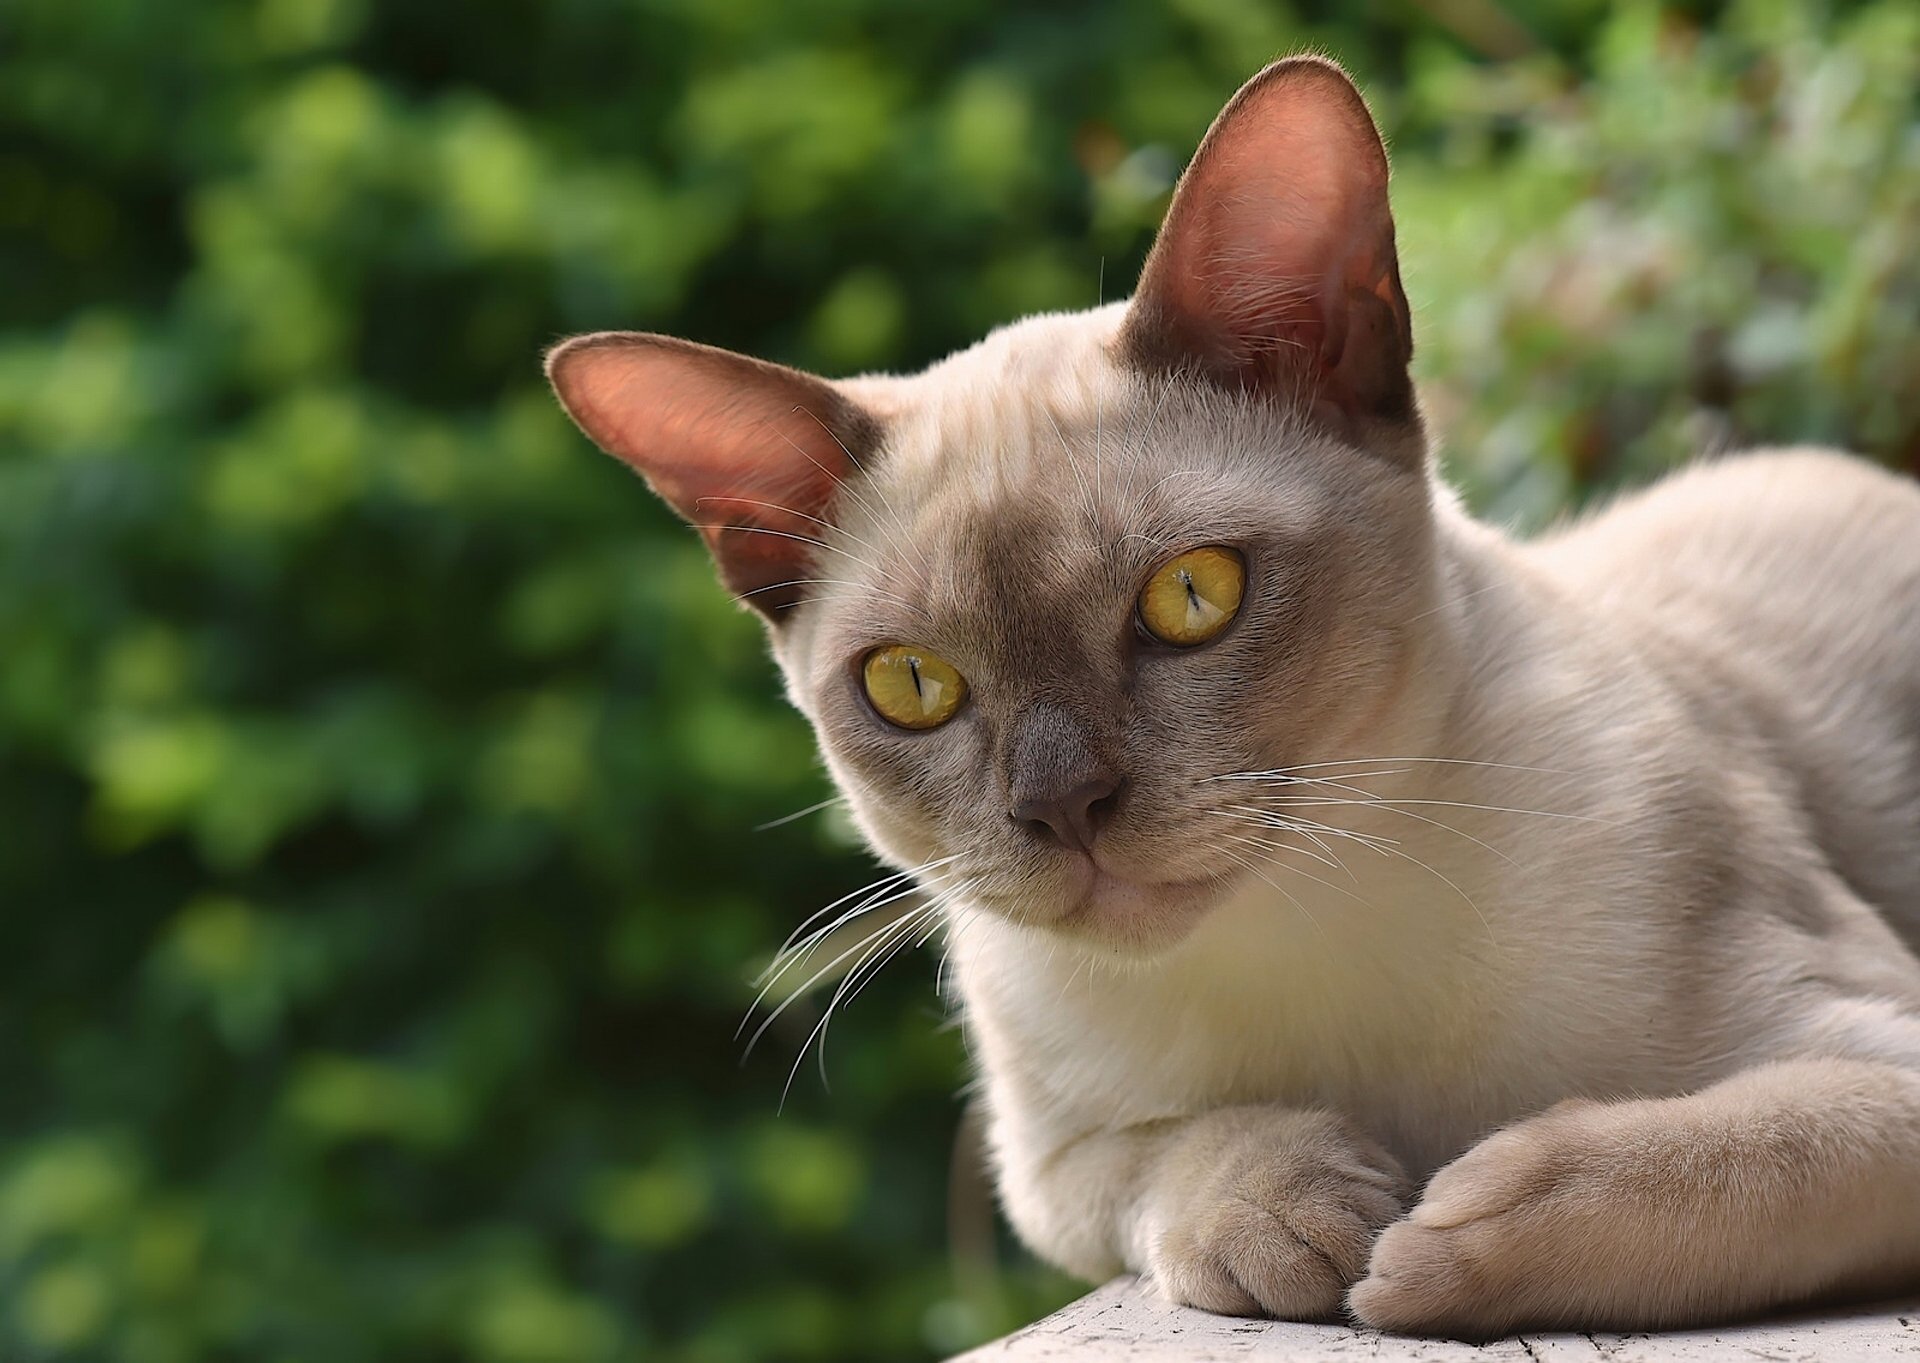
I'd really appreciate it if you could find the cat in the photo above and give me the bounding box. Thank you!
[544,56,1920,1338]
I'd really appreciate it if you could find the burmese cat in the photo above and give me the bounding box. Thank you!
[545,57,1920,1337]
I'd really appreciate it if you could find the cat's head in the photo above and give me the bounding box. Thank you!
[547,58,1440,952]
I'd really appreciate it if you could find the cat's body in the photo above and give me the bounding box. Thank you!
[881,309,1920,1321]
[953,403,1920,1259]
[548,58,1920,1338]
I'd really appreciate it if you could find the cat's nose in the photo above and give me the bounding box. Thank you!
[1011,774,1124,853]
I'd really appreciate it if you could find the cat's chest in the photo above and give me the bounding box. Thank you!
[951,874,1574,1170]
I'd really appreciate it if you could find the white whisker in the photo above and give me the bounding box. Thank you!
[745,856,963,1021]
[745,886,936,1062]
[1263,792,1611,828]
[1041,405,1097,529]
[1239,772,1523,866]
[1205,766,1411,786]
[1217,805,1401,854]
[1214,822,1344,872]
[694,494,887,560]
[1093,255,1105,538]
[1399,579,1506,626]
[784,878,976,1107]
[734,577,930,618]
[688,522,882,575]
[767,412,910,565]
[788,404,931,581]
[1215,830,1375,909]
[763,855,960,969]
[753,795,847,832]
[1210,842,1328,944]
[785,906,934,1104]
[1209,756,1575,779]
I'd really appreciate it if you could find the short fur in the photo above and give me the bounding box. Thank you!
[547,57,1920,1338]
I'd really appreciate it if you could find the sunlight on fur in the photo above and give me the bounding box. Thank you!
[546,55,1920,1342]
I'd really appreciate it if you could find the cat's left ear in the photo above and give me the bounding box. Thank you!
[546,332,879,617]
[1119,57,1419,455]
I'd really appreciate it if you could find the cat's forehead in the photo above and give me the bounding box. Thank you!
[851,312,1313,553]
[859,313,1175,607]
[894,312,1241,525]
[876,306,1134,487]
[803,306,1351,662]
[859,450,1143,659]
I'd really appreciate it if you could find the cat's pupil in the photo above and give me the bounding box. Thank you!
[908,657,923,698]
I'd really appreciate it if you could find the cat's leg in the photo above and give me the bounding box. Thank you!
[997,1104,1409,1318]
[1349,1043,1920,1337]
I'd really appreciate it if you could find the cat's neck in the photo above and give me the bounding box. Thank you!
[1279,481,1527,806]
[1408,487,1585,774]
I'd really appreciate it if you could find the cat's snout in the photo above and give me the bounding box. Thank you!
[1010,774,1124,853]
[1003,701,1125,854]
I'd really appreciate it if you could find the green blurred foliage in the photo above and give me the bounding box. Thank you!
[1,0,1914,1358]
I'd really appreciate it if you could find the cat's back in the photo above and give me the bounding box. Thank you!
[1525,448,1920,922]
[1525,448,1920,700]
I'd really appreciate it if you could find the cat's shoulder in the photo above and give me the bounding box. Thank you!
[1529,446,1920,567]
[1641,445,1918,513]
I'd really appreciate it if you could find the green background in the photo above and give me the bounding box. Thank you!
[3,0,1915,1358]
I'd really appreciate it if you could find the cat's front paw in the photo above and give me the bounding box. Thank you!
[1349,1100,1651,1337]
[1143,1110,1408,1320]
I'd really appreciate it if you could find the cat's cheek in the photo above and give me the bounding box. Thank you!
[839,799,932,871]
[813,725,988,874]
[825,759,947,869]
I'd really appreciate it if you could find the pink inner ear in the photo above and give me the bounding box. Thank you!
[1122,57,1413,426]
[546,333,874,614]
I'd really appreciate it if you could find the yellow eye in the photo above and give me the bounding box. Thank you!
[862,645,968,730]
[1138,546,1246,647]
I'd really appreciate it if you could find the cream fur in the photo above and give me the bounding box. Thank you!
[548,64,1920,1338]
[782,308,1920,1335]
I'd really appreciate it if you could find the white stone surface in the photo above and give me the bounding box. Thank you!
[951,1277,1920,1362]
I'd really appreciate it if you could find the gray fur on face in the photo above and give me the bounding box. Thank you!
[774,314,1432,948]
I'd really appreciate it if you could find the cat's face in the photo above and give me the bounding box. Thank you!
[547,57,1432,951]
[773,320,1434,949]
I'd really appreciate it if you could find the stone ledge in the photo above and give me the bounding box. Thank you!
[951,1277,1920,1361]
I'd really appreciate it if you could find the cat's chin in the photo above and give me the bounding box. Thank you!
[1044,865,1243,955]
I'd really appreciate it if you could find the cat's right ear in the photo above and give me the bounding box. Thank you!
[545,332,878,617]
[1119,57,1420,458]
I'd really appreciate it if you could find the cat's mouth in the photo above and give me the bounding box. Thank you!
[956,848,1246,951]
[1046,859,1243,950]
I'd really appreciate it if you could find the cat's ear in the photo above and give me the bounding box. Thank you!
[545,332,879,616]
[1119,57,1418,449]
